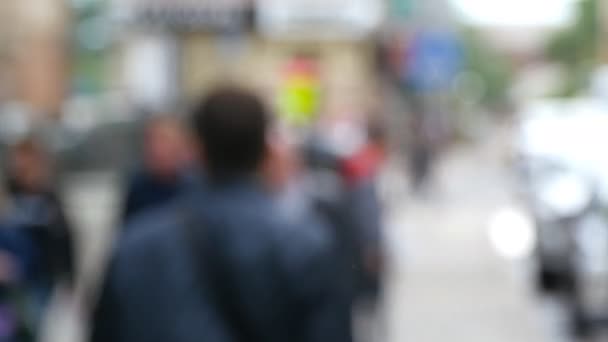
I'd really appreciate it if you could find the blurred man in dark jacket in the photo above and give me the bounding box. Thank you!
[91,88,352,342]
[122,116,194,225]
[341,119,386,300]
[0,181,36,342]
[1,138,75,341]
[5,139,74,288]
[305,118,386,301]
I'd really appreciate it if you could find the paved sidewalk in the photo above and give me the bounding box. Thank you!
[382,126,559,342]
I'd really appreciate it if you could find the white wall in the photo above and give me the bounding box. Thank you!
[123,33,179,112]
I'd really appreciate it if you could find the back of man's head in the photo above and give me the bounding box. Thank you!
[193,87,269,179]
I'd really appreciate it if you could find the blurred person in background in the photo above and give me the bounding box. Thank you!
[0,182,44,342]
[122,116,195,225]
[340,119,387,342]
[5,138,74,288]
[341,118,387,303]
[301,115,387,341]
[0,138,75,341]
[302,116,364,310]
[408,109,437,195]
[0,181,36,342]
[91,87,351,342]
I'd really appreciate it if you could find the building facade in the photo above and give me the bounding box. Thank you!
[111,0,383,122]
[11,0,69,118]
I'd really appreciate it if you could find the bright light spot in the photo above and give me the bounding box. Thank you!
[450,0,579,27]
[537,171,590,217]
[488,207,536,260]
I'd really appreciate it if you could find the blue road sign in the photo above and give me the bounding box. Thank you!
[404,30,463,92]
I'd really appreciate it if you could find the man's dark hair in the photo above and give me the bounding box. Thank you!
[192,87,269,178]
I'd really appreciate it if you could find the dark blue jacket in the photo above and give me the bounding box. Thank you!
[2,192,74,286]
[122,169,184,225]
[91,177,352,342]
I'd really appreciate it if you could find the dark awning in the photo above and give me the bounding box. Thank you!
[127,0,254,32]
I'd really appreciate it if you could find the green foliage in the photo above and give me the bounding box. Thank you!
[71,0,108,94]
[461,28,513,106]
[545,0,598,96]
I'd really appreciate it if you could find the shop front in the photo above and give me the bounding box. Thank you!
[115,0,383,123]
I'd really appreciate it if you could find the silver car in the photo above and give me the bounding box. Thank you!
[516,99,608,337]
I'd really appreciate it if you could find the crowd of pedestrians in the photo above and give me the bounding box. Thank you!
[0,86,387,342]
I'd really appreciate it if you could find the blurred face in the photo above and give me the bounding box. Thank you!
[144,120,188,178]
[10,145,50,192]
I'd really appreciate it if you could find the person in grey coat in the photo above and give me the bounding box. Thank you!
[90,87,352,342]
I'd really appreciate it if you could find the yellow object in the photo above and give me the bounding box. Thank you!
[279,74,320,126]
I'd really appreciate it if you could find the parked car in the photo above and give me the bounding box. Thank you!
[516,98,608,337]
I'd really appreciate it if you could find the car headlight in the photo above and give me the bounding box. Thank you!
[534,169,592,219]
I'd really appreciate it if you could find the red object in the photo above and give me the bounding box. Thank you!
[341,144,385,186]
[284,57,318,76]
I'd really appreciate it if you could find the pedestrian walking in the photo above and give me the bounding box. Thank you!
[91,87,352,342]
[122,116,195,225]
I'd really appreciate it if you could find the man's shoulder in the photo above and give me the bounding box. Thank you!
[272,207,334,269]
[118,193,333,267]
[118,203,183,259]
[237,197,330,246]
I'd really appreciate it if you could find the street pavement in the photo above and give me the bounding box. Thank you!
[43,172,122,342]
[381,123,570,342]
